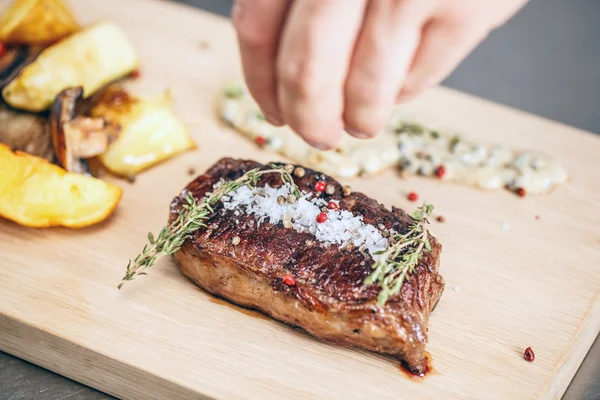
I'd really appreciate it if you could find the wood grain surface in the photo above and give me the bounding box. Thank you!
[0,0,599,399]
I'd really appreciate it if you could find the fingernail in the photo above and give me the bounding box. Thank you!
[306,140,334,151]
[346,128,371,139]
[264,112,284,126]
[314,143,333,150]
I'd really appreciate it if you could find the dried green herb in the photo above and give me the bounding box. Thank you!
[397,122,426,136]
[118,164,301,289]
[449,135,461,152]
[365,203,434,305]
[224,84,244,99]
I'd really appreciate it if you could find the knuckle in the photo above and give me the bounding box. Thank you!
[346,77,389,109]
[344,110,387,138]
[233,5,272,47]
[343,80,391,137]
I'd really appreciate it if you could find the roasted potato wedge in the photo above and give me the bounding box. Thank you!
[2,21,138,112]
[0,0,79,45]
[0,143,122,228]
[90,87,195,176]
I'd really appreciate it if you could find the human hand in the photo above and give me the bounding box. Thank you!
[232,0,528,150]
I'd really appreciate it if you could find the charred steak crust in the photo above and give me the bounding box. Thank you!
[171,158,444,373]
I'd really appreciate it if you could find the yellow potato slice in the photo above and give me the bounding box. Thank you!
[90,88,195,176]
[2,21,138,112]
[0,0,80,44]
[0,143,123,228]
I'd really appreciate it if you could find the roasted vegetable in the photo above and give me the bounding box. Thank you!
[0,102,52,160]
[65,116,118,158]
[0,44,43,89]
[0,143,122,228]
[49,87,117,174]
[49,86,87,173]
[0,0,79,45]
[2,21,138,112]
[90,87,195,176]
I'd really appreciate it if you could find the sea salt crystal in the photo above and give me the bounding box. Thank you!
[222,184,389,259]
[502,220,511,231]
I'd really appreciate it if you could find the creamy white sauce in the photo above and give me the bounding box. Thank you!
[220,84,569,194]
[395,123,569,194]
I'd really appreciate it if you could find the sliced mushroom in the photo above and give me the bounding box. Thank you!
[50,87,118,174]
[0,102,53,160]
[0,45,43,89]
[50,87,87,173]
[1,45,52,160]
[64,116,118,158]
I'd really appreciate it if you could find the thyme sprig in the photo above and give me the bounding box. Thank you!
[118,164,301,289]
[365,203,434,305]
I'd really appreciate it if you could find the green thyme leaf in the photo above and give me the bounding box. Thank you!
[224,84,244,99]
[399,122,425,136]
[365,203,434,306]
[119,165,301,289]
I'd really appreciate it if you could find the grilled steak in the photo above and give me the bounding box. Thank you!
[171,158,444,373]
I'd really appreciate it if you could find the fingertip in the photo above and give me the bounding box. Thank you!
[398,19,490,106]
[307,139,338,151]
[343,107,387,139]
[263,111,284,126]
[397,74,433,103]
[233,0,290,134]
[345,129,372,139]
[395,88,420,104]
[345,127,380,139]
[302,130,342,151]
[289,121,342,151]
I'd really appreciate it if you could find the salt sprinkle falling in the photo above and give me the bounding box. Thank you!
[222,184,389,259]
[453,286,461,292]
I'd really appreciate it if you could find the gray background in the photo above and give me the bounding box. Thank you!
[1,0,598,399]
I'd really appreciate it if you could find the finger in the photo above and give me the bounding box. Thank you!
[276,0,367,150]
[343,0,430,138]
[232,0,290,125]
[396,18,489,103]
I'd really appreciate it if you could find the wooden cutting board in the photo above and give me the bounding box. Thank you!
[1,0,599,399]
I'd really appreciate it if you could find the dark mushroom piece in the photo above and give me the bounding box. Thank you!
[0,45,44,90]
[0,102,53,160]
[0,45,53,160]
[50,87,118,175]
